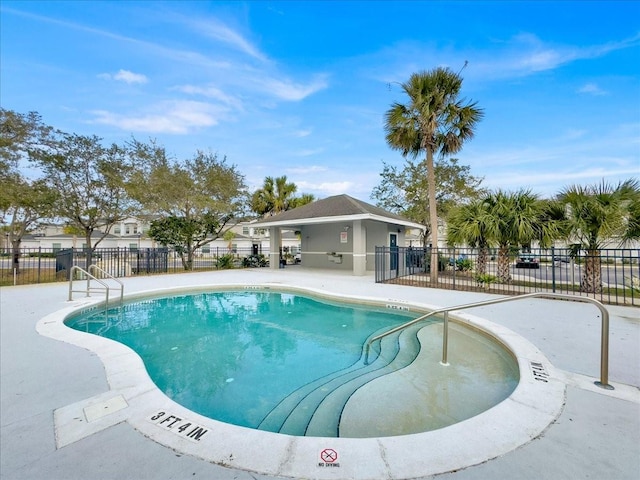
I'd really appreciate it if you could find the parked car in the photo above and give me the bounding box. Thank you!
[515,253,540,269]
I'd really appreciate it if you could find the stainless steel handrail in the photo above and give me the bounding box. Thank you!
[68,265,124,310]
[68,265,111,309]
[364,292,613,390]
[88,264,124,305]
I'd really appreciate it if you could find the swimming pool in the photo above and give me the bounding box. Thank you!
[39,276,565,479]
[65,288,519,438]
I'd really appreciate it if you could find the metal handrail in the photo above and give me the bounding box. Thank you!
[68,265,124,310]
[364,292,613,390]
[88,264,124,305]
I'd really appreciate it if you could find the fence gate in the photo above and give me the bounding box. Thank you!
[55,248,74,280]
[135,248,169,274]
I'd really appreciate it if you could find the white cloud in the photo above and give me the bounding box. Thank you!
[98,69,148,84]
[560,128,588,141]
[90,100,225,134]
[485,167,640,193]
[114,69,148,84]
[176,84,243,110]
[293,148,324,157]
[190,18,267,62]
[297,180,354,196]
[259,75,329,101]
[383,32,640,84]
[293,129,312,138]
[578,83,608,96]
[286,165,327,174]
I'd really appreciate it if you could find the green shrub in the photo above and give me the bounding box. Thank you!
[456,257,473,271]
[242,254,268,267]
[27,252,55,258]
[474,273,498,288]
[216,254,235,269]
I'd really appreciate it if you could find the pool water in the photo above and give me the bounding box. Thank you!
[66,290,519,437]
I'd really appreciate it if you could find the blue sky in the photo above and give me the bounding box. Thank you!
[2,1,639,202]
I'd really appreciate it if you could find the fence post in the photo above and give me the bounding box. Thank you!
[551,246,556,293]
[37,247,42,284]
[452,247,456,290]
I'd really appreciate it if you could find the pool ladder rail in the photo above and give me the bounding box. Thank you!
[68,265,124,311]
[364,292,614,390]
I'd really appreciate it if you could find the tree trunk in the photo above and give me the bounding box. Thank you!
[581,249,602,294]
[11,241,20,274]
[184,242,194,271]
[426,148,439,284]
[179,251,193,271]
[85,232,94,271]
[497,244,512,283]
[476,245,489,275]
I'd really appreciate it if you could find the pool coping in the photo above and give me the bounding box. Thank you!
[37,282,566,480]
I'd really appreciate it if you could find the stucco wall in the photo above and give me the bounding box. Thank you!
[299,221,405,271]
[300,224,351,270]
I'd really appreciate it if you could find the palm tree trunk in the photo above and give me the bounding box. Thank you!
[581,249,602,293]
[497,244,512,283]
[476,245,489,275]
[426,148,439,284]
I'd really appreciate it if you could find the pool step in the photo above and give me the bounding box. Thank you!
[257,326,398,433]
[278,330,412,436]
[72,310,124,335]
[259,322,426,436]
[305,322,425,437]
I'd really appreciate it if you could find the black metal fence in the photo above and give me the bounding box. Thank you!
[4,245,639,306]
[375,246,640,306]
[0,246,274,286]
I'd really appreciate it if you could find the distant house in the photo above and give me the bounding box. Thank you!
[15,217,301,256]
[252,194,425,276]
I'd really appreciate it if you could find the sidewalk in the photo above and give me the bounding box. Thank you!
[1,268,638,479]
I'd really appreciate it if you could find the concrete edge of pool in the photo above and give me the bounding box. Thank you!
[37,283,567,480]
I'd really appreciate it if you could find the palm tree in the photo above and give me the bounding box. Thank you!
[251,176,298,216]
[446,198,495,276]
[489,190,560,282]
[558,179,640,293]
[385,67,483,283]
[290,193,315,209]
[447,190,560,283]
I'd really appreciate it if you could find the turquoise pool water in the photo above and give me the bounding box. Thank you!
[65,289,519,437]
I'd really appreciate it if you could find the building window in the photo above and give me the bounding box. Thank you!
[243,226,250,235]
[133,225,138,234]
[125,226,131,234]
[114,226,121,234]
[52,243,61,253]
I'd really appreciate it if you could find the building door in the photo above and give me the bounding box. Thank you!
[390,233,398,272]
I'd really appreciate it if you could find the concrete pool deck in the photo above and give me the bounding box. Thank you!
[1,268,639,479]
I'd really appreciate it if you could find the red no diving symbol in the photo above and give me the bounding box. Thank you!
[320,448,338,463]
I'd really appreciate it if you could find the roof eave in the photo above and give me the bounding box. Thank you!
[254,213,425,231]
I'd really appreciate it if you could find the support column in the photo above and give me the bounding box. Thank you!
[352,220,366,275]
[269,227,282,270]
